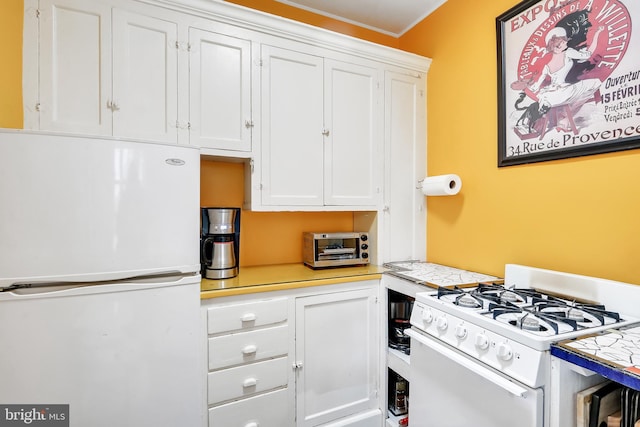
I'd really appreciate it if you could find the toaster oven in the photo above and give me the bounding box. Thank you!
[303,232,370,268]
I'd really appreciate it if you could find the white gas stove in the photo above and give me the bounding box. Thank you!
[402,264,640,427]
[408,264,640,387]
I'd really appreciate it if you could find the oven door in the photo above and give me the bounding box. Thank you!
[406,328,543,427]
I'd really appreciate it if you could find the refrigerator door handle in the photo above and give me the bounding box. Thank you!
[0,275,199,299]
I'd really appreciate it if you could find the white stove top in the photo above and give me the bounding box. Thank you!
[414,286,639,350]
[411,265,640,350]
[403,264,640,388]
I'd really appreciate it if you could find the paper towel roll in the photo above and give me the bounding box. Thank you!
[420,174,462,196]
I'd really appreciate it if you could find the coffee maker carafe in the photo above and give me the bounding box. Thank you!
[201,207,240,279]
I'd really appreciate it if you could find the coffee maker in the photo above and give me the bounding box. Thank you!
[201,207,240,279]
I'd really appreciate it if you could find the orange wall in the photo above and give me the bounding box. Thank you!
[200,160,354,266]
[0,0,23,128]
[400,0,640,284]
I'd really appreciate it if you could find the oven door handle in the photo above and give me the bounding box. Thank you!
[405,328,528,398]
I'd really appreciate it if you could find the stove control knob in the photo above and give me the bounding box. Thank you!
[436,316,448,331]
[475,333,489,350]
[421,308,433,324]
[455,324,467,339]
[497,342,514,361]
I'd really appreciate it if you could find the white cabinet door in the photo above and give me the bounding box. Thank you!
[37,1,180,143]
[383,71,426,263]
[295,287,379,426]
[260,45,324,206]
[190,28,252,152]
[324,59,381,207]
[112,9,179,143]
[38,0,112,135]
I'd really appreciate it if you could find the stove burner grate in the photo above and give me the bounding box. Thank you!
[437,286,484,309]
[473,283,541,305]
[432,283,625,337]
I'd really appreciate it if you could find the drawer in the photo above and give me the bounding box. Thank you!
[208,388,291,427]
[208,356,288,405]
[208,324,288,370]
[207,297,287,335]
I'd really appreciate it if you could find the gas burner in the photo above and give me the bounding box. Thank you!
[520,315,541,331]
[566,307,586,322]
[501,290,524,304]
[492,308,561,335]
[457,293,482,308]
[473,283,539,306]
[533,299,622,328]
[437,287,484,309]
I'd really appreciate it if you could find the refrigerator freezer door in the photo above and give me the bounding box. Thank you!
[0,276,202,427]
[0,130,200,287]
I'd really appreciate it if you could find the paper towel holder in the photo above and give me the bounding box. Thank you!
[417,174,462,196]
[416,178,458,190]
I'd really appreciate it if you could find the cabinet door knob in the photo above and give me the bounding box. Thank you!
[243,377,258,388]
[242,344,257,355]
[241,313,256,322]
[107,100,120,112]
[292,361,303,370]
[321,128,330,136]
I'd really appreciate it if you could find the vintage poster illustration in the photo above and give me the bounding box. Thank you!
[497,0,640,166]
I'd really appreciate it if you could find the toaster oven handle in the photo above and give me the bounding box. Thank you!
[405,328,528,398]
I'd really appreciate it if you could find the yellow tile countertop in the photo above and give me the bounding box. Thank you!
[201,263,387,299]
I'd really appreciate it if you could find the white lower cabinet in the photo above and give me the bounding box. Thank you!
[202,280,381,427]
[295,288,380,426]
[207,324,288,370]
[208,388,290,427]
[208,357,289,406]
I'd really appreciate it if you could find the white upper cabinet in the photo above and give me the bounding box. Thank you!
[26,0,431,218]
[383,70,427,263]
[30,0,182,144]
[260,45,324,207]
[324,59,381,206]
[112,9,179,143]
[189,29,252,153]
[38,0,112,135]
[257,44,381,210]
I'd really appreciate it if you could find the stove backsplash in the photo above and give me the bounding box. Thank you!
[504,264,640,317]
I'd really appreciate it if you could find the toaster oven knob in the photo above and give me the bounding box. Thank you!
[497,342,514,361]
[436,316,448,331]
[475,333,489,350]
[362,253,369,259]
[360,234,368,241]
[361,243,368,250]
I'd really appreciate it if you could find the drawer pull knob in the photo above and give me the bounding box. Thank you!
[244,423,258,427]
[242,345,257,355]
[241,313,256,322]
[243,378,258,388]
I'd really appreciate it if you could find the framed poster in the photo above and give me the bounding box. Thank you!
[497,0,640,166]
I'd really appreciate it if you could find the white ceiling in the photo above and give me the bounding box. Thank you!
[273,0,447,37]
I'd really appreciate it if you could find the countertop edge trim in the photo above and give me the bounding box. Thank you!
[200,274,383,299]
[551,345,640,392]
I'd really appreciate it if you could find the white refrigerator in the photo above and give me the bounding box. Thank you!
[0,130,202,426]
